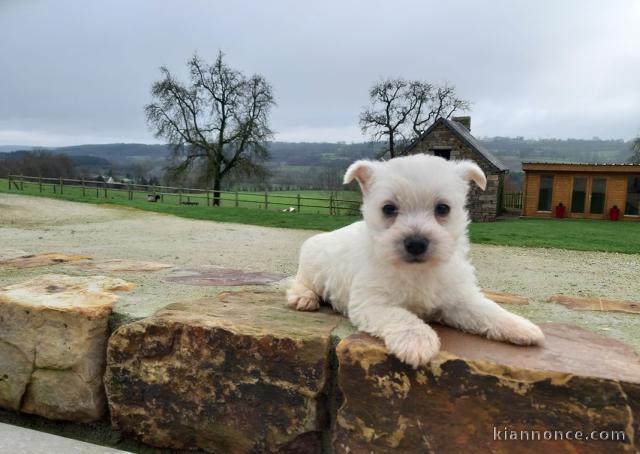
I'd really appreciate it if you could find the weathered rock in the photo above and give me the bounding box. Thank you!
[0,252,90,268]
[79,259,173,272]
[105,290,343,453]
[0,274,133,422]
[164,267,287,286]
[335,324,640,453]
[549,294,640,314]
[482,289,529,305]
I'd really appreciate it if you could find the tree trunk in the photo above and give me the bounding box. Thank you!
[389,131,395,158]
[212,177,221,206]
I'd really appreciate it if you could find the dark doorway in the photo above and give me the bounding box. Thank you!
[431,148,451,160]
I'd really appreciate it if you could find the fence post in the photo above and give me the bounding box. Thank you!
[264,192,268,210]
[297,194,301,213]
[179,188,183,205]
[59,176,63,194]
[104,181,107,198]
[20,175,24,191]
[39,176,42,193]
[82,178,86,197]
[206,190,210,207]
[96,182,99,198]
[235,191,239,208]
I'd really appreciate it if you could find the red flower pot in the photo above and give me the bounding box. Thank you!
[609,206,620,221]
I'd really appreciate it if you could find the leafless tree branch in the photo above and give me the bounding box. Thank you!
[146,52,275,204]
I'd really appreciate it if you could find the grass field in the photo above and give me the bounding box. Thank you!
[0,178,358,231]
[470,218,640,254]
[2,178,638,253]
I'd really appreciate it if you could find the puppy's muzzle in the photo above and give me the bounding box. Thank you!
[403,235,429,261]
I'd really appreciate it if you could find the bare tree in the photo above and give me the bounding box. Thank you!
[359,79,416,159]
[409,82,471,137]
[359,79,470,159]
[145,52,275,205]
[629,137,640,164]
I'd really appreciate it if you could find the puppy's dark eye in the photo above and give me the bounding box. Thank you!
[435,203,450,216]
[382,203,398,217]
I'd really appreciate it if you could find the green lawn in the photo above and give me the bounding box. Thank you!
[0,179,357,231]
[0,178,361,214]
[2,178,638,253]
[469,218,640,254]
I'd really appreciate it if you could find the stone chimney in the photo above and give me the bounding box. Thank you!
[452,116,471,131]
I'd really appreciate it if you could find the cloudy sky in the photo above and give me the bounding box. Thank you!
[1,0,639,146]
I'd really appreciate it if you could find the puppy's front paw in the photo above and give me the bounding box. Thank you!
[489,315,545,346]
[286,286,320,312]
[292,295,320,311]
[385,325,441,368]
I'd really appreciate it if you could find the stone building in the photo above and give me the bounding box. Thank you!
[406,116,508,222]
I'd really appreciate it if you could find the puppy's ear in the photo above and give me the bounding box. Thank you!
[456,161,487,190]
[344,160,376,194]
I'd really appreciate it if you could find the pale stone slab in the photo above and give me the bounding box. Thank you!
[548,294,640,314]
[0,422,129,453]
[482,289,529,305]
[0,252,90,268]
[79,259,173,272]
[164,266,287,286]
[0,274,133,422]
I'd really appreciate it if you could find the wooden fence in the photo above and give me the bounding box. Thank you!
[6,175,362,216]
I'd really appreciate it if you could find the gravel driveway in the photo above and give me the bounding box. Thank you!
[2,193,638,300]
[2,193,639,350]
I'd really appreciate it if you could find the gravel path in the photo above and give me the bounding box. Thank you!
[2,193,640,350]
[0,193,309,274]
[2,193,638,302]
[0,194,640,299]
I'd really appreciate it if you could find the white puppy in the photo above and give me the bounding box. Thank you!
[287,154,544,368]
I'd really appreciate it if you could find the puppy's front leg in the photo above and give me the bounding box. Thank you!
[439,292,544,346]
[349,295,440,368]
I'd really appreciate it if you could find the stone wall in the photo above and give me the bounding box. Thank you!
[1,283,639,452]
[2,259,639,453]
[101,292,640,453]
[410,122,504,222]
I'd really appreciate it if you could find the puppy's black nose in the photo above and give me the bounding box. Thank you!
[404,235,429,256]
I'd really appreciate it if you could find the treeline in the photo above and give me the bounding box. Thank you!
[3,137,636,191]
[0,151,76,179]
[481,137,632,164]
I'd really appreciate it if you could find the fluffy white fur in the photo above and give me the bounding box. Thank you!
[287,154,544,368]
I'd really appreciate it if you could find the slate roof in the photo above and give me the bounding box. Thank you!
[406,118,509,172]
[522,161,640,167]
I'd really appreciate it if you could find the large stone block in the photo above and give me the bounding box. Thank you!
[335,324,640,453]
[104,291,343,453]
[0,274,133,422]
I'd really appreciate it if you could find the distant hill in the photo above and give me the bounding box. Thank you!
[480,137,632,172]
[1,137,634,175]
[0,150,110,167]
[52,143,169,159]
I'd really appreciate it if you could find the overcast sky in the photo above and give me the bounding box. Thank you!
[1,0,639,146]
